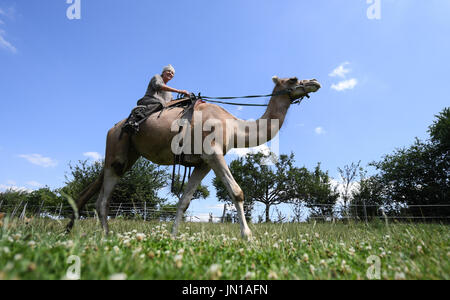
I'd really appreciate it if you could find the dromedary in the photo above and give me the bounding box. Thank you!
[66,76,321,239]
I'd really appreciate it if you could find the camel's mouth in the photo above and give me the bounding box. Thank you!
[302,79,321,93]
[290,79,321,100]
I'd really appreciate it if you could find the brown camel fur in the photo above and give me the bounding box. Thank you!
[66,76,321,239]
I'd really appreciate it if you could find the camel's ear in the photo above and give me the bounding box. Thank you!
[272,76,280,85]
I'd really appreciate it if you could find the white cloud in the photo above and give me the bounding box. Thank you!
[329,62,350,78]
[237,106,244,111]
[0,7,17,54]
[315,127,326,135]
[0,184,32,193]
[329,62,358,92]
[83,152,103,161]
[331,78,358,91]
[27,181,43,188]
[330,178,360,206]
[228,144,271,157]
[0,29,16,54]
[18,154,58,168]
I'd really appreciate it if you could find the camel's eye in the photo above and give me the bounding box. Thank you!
[288,77,298,84]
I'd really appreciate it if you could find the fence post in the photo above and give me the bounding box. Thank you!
[115,203,122,219]
[362,199,368,225]
[36,200,45,218]
[58,203,63,219]
[144,202,147,221]
[221,204,227,223]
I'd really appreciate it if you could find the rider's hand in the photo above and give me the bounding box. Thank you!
[179,90,190,96]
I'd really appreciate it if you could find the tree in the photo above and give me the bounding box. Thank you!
[337,161,361,218]
[213,152,295,223]
[170,173,210,202]
[62,158,170,218]
[290,163,339,221]
[169,173,210,221]
[0,187,64,217]
[428,107,450,151]
[350,171,385,221]
[370,107,450,220]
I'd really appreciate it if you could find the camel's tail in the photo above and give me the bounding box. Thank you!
[66,169,105,233]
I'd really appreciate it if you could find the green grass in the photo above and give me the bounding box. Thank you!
[0,218,449,280]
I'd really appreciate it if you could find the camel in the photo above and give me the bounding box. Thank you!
[66,76,321,239]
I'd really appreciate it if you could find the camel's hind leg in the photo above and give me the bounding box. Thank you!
[96,168,119,234]
[172,163,211,236]
[203,153,252,239]
[96,129,140,234]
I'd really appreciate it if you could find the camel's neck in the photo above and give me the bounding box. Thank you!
[232,91,291,148]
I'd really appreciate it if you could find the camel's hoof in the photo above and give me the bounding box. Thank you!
[241,229,253,241]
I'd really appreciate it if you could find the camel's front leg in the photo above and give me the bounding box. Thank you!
[172,163,211,236]
[203,153,252,239]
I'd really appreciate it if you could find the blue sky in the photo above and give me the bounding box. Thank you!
[1,0,449,221]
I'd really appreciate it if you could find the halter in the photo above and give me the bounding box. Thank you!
[193,82,313,107]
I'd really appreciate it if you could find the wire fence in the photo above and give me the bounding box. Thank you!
[0,201,449,223]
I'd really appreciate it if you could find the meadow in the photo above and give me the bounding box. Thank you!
[0,218,448,280]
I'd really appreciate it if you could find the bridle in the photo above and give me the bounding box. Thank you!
[188,82,314,107]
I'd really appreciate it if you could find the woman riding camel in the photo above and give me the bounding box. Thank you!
[137,64,190,108]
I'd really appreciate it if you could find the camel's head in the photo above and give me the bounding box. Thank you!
[272,76,321,103]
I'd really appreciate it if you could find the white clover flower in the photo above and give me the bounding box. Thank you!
[394,272,406,280]
[348,247,356,256]
[177,248,185,255]
[132,247,142,256]
[109,273,127,280]
[273,243,279,249]
[122,239,131,247]
[268,270,278,280]
[113,246,120,254]
[309,264,316,274]
[136,233,146,242]
[208,264,222,280]
[174,254,183,268]
[302,253,309,262]
[14,254,23,261]
[245,271,255,279]
[27,241,36,248]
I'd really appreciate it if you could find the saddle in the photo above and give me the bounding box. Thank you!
[121,94,205,195]
[121,94,202,136]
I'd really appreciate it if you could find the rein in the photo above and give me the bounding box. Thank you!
[197,84,311,107]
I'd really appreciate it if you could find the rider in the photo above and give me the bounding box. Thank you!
[137,64,190,107]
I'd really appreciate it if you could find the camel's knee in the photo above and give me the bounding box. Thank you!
[232,189,244,203]
[111,160,127,177]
